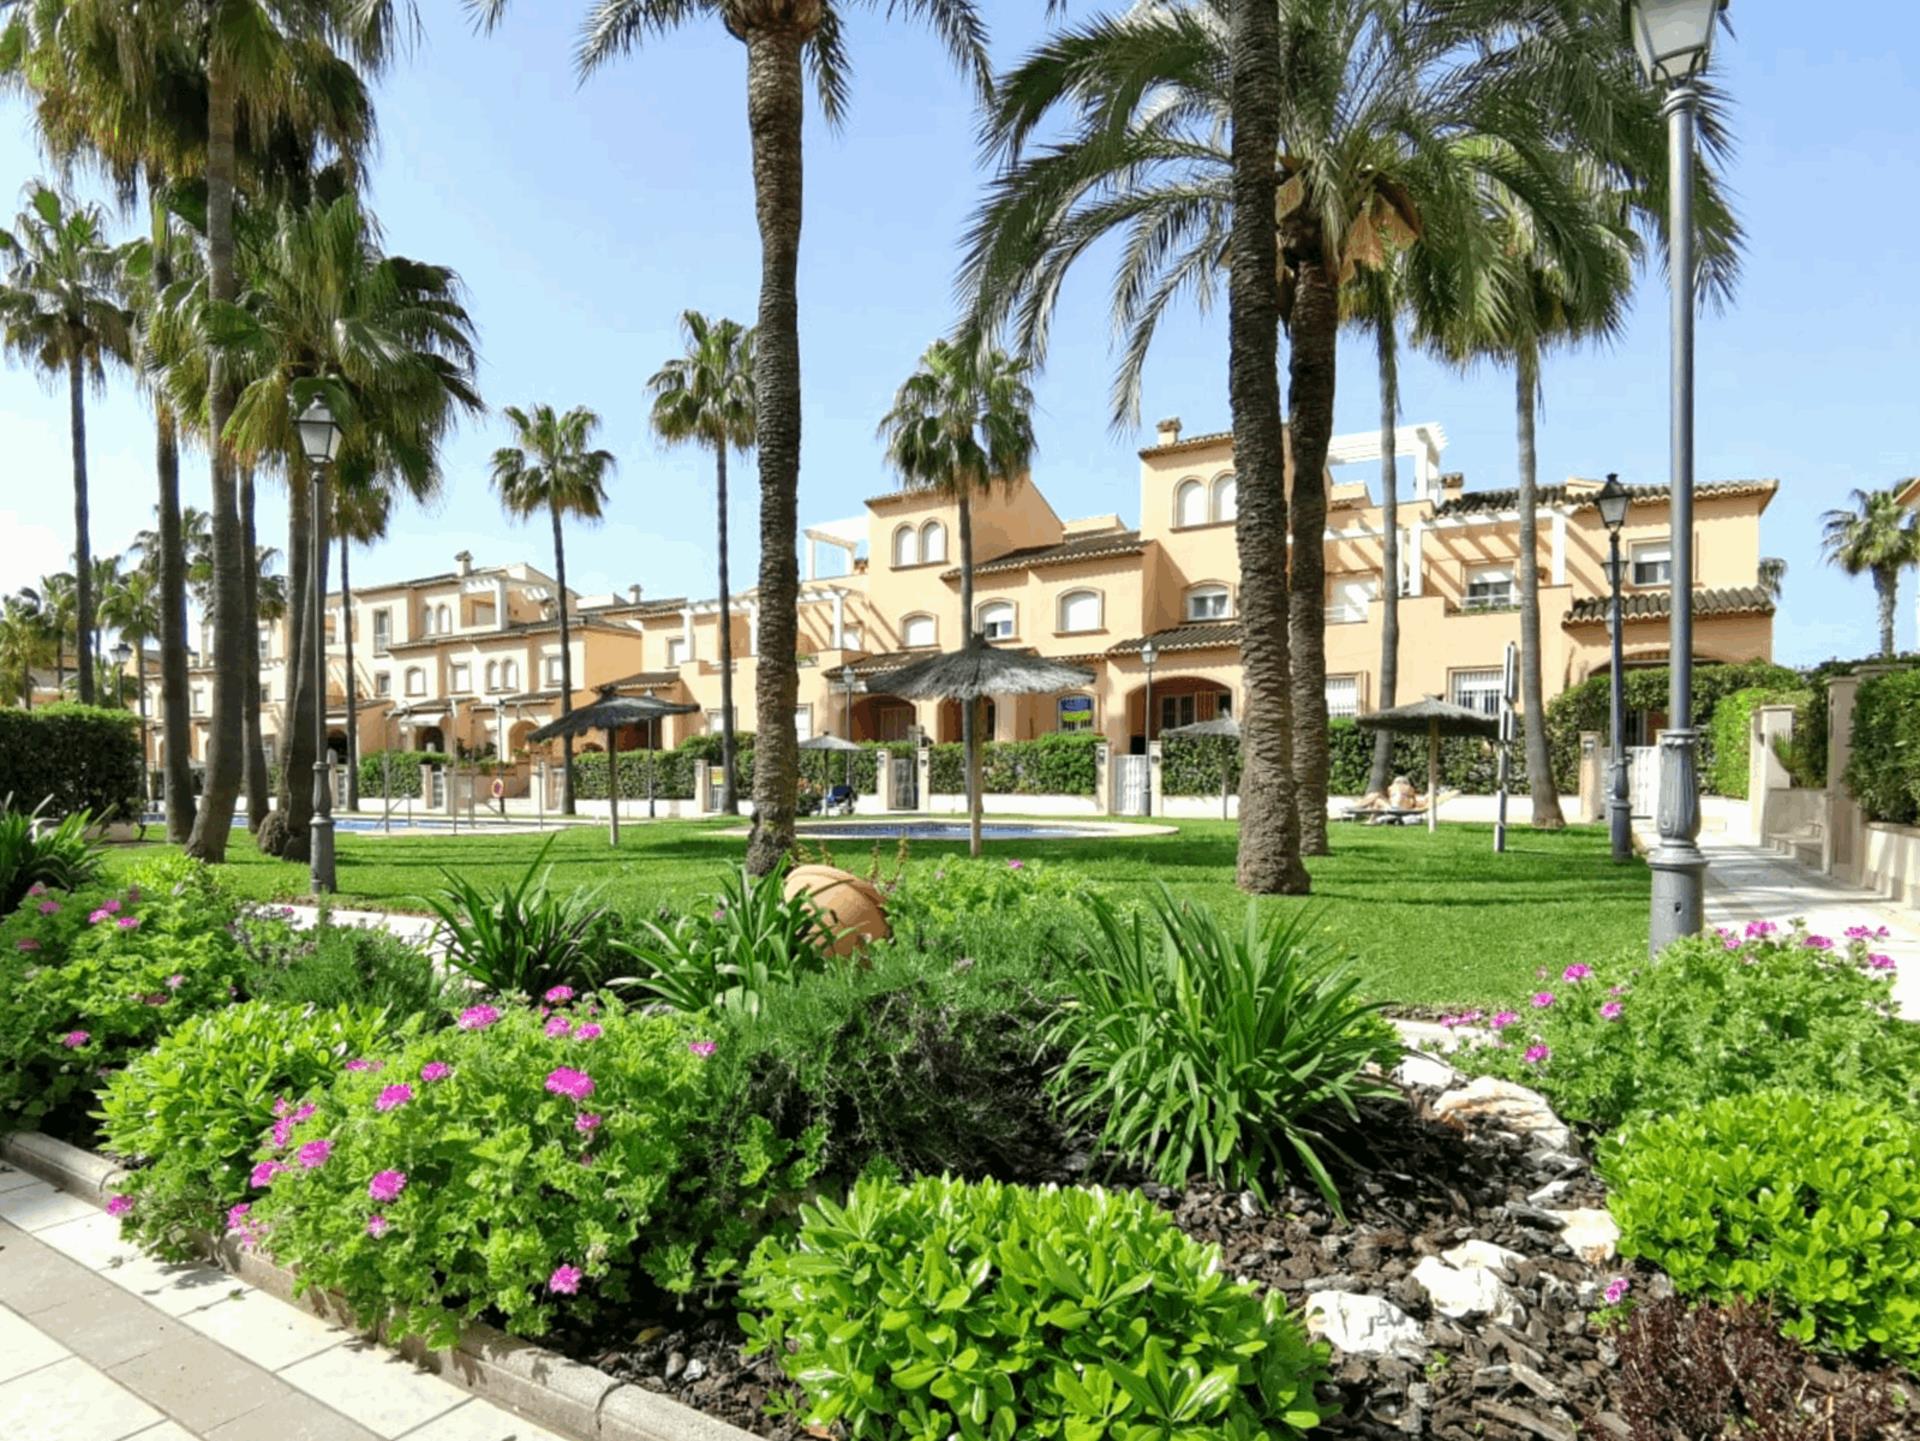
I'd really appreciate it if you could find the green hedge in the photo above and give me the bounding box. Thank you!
[571,749,699,801]
[0,704,141,820]
[1544,661,1799,793]
[927,733,1100,796]
[1704,688,1812,799]
[1161,718,1528,797]
[355,750,451,799]
[1845,669,1920,824]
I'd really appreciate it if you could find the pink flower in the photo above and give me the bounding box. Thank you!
[374,1084,414,1113]
[544,1067,595,1101]
[1531,992,1555,1009]
[457,1005,500,1032]
[366,1214,390,1239]
[1608,985,1627,996]
[543,985,574,1004]
[61,1030,89,1049]
[1722,933,1742,950]
[1870,953,1897,972]
[165,974,184,991]
[105,1194,133,1218]
[295,1139,334,1170]
[225,1202,252,1232]
[88,908,113,925]
[1561,964,1592,982]
[545,1015,572,1039]
[344,1058,384,1073]
[101,899,121,915]
[1803,935,1834,951]
[367,1170,407,1203]
[15,938,39,952]
[688,1039,716,1058]
[1600,1001,1624,1021]
[1523,1044,1550,1065]
[1745,920,1776,939]
[1489,1011,1520,1031]
[575,1112,601,1134]
[116,916,141,931]
[250,1161,285,1189]
[548,1264,584,1295]
[420,1061,452,1083]
[37,900,59,915]
[1007,859,1025,871]
[26,883,45,897]
[1847,925,1892,941]
[573,1024,602,1042]
[1603,1277,1630,1306]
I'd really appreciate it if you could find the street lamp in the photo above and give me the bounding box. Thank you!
[1629,0,1724,951]
[1595,475,1633,863]
[297,397,344,894]
[111,639,130,707]
[1139,639,1159,754]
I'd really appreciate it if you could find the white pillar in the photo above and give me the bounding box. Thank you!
[680,607,695,663]
[831,589,846,649]
[1550,509,1567,587]
[1408,518,1426,597]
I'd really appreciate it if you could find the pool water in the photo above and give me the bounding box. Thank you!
[795,820,1120,842]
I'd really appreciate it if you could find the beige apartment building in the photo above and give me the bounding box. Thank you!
[135,418,1778,793]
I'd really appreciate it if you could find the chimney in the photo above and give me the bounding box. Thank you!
[454,550,473,577]
[627,584,643,605]
[1155,416,1183,447]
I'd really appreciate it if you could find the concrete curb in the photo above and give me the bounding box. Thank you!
[1,1131,762,1441]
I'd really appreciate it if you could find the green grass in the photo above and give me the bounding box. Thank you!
[101,818,1648,1008]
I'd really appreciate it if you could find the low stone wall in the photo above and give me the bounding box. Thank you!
[923,792,1106,817]
[1863,824,1920,909]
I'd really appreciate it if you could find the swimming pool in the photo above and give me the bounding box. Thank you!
[792,819,1156,842]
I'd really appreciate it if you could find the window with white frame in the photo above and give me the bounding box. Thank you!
[920,520,947,564]
[437,604,451,633]
[1630,538,1672,586]
[1329,576,1379,623]
[372,609,391,655]
[502,659,519,691]
[901,614,937,649]
[450,663,471,693]
[666,637,688,666]
[1449,667,1504,717]
[1464,565,1515,610]
[978,601,1015,640]
[545,655,564,685]
[375,672,392,697]
[191,687,205,715]
[1211,473,1237,523]
[484,661,500,691]
[1186,584,1231,621]
[1174,478,1206,528]
[257,627,271,661]
[794,705,814,742]
[891,525,918,569]
[1057,588,1103,633]
[422,606,435,636]
[404,667,425,697]
[1325,675,1359,719]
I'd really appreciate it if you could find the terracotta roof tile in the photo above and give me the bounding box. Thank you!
[1436,479,1777,518]
[1107,623,1240,656]
[942,530,1143,580]
[1562,586,1775,626]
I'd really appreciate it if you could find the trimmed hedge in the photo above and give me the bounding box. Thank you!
[355,750,451,799]
[0,704,141,820]
[1544,661,1799,793]
[1845,668,1920,824]
[571,749,699,801]
[1704,687,1811,799]
[1162,718,1528,797]
[927,733,1100,796]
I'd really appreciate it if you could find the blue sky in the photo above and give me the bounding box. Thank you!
[2,1,1913,666]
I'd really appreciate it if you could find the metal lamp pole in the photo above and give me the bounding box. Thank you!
[296,399,343,894]
[1629,0,1723,951]
[1141,640,1158,753]
[1595,476,1633,862]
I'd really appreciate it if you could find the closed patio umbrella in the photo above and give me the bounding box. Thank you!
[1353,696,1497,834]
[528,692,698,845]
[1165,715,1240,820]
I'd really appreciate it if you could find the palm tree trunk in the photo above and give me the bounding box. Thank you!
[715,445,739,815]
[136,645,149,809]
[279,464,314,858]
[155,401,195,841]
[68,354,95,707]
[551,502,577,816]
[1876,568,1897,658]
[1369,316,1401,796]
[241,468,270,831]
[187,63,243,862]
[959,491,980,858]
[1286,219,1336,857]
[343,539,360,810]
[1227,0,1308,895]
[1515,347,1565,828]
[742,25,807,878]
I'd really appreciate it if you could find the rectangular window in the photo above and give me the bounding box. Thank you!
[1450,668,1504,717]
[372,609,391,656]
[1329,577,1378,624]
[1325,676,1359,719]
[405,669,425,698]
[979,604,1015,640]
[1160,694,1197,732]
[545,656,564,685]
[258,685,270,707]
[666,637,688,667]
[1186,587,1231,621]
[191,687,205,715]
[1058,591,1103,633]
[902,616,937,649]
[375,672,392,697]
[450,663,470,693]
[257,627,271,662]
[794,705,813,743]
[1630,539,1672,587]
[1463,566,1514,610]
[841,624,863,650]
[263,738,276,767]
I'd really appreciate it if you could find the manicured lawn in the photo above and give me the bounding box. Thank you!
[101,817,1648,1007]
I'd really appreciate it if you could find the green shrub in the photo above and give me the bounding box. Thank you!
[1048,889,1399,1208]
[883,856,1106,971]
[355,750,451,800]
[1602,1091,1920,1362]
[251,997,817,1346]
[1845,668,1920,824]
[928,732,1100,796]
[0,802,105,917]
[613,863,834,1016]
[1705,687,1811,799]
[1544,661,1800,792]
[1453,922,1914,1132]
[1162,721,1528,798]
[742,1174,1329,1441]
[0,704,142,821]
[0,855,249,1133]
[98,1001,409,1259]
[239,912,465,1016]
[569,748,697,800]
[424,837,616,996]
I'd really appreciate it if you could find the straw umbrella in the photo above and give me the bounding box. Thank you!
[528,692,697,846]
[1354,696,1497,834]
[799,732,862,797]
[1164,715,1240,820]
[869,638,1094,857]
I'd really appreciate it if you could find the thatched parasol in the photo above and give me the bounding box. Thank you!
[529,692,698,844]
[1354,696,1497,833]
[1165,715,1240,820]
[869,638,1095,856]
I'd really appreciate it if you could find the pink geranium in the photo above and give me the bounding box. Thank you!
[1561,964,1591,982]
[688,1039,716,1058]
[1870,953,1897,972]
[250,1161,285,1189]
[1523,1044,1550,1065]
[544,1067,595,1101]
[367,1214,391,1239]
[456,1005,501,1032]
[575,1112,601,1134]
[1531,992,1555,1009]
[295,1139,334,1170]
[1603,1277,1630,1306]
[543,985,574,1004]
[344,1058,384,1073]
[15,938,39,952]
[375,1084,414,1113]
[61,1030,89,1049]
[1745,920,1777,939]
[1803,935,1834,951]
[1489,1011,1520,1031]
[545,1015,572,1039]
[573,1023,602,1042]
[116,916,141,931]
[105,1194,133,1218]
[367,1170,407,1203]
[36,900,59,915]
[420,1061,452,1083]
[1600,1001,1624,1021]
[548,1263,584,1295]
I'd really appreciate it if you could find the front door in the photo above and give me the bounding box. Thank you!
[1113,754,1150,816]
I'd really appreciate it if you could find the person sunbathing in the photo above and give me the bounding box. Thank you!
[1387,775,1422,810]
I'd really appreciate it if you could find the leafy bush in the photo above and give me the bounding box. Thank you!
[251,997,817,1346]
[1454,922,1915,1132]
[1544,661,1800,792]
[425,837,616,996]
[98,1001,408,1259]
[1048,889,1399,1207]
[1162,721,1528,798]
[928,732,1100,796]
[355,750,451,800]
[742,1174,1329,1441]
[883,856,1105,970]
[0,801,105,917]
[1603,1091,1920,1362]
[0,703,142,821]
[0,855,249,1133]
[1705,687,1811,798]
[613,862,835,1016]
[1845,668,1920,824]
[569,748,698,801]
[240,911,465,1016]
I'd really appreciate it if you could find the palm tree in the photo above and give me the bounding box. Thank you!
[1757,555,1786,602]
[1822,489,1919,659]
[0,593,55,709]
[1347,262,1407,798]
[490,404,614,816]
[471,0,993,875]
[99,564,161,793]
[877,339,1036,858]
[0,184,132,707]
[22,572,79,697]
[648,311,756,815]
[332,480,392,810]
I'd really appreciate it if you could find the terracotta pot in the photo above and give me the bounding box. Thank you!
[783,864,890,958]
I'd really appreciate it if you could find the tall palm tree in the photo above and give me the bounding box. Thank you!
[1822,489,1919,659]
[877,339,1037,859]
[0,593,55,709]
[86,551,122,681]
[0,183,132,707]
[489,404,614,817]
[648,311,756,815]
[22,572,79,697]
[332,479,392,810]
[99,563,161,793]
[1347,263,1407,797]
[472,0,993,874]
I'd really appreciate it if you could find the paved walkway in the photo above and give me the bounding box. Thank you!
[0,1164,561,1441]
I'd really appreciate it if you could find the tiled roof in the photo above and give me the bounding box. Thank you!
[1436,479,1777,518]
[1107,623,1240,656]
[600,670,681,690]
[942,530,1144,580]
[582,596,688,618]
[1563,586,1775,626]
[827,650,925,680]
[384,617,634,653]
[1137,428,1233,459]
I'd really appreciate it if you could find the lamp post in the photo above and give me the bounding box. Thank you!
[1595,475,1633,862]
[1139,639,1159,754]
[113,639,147,816]
[1629,0,1722,951]
[296,397,344,894]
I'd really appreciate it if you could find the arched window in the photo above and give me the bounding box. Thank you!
[404,667,425,697]
[1174,479,1205,528]
[484,660,499,691]
[978,601,1015,640]
[502,660,519,690]
[1057,589,1103,634]
[1211,473,1237,523]
[422,607,435,636]
[901,613,937,649]
[437,604,451,633]
[920,520,947,564]
[892,525,919,568]
[1186,584,1232,621]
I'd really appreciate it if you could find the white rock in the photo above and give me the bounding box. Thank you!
[1393,1052,1460,1090]
[1442,1239,1526,1275]
[1411,1255,1523,1326]
[1526,1179,1574,1206]
[1548,1207,1620,1265]
[1431,1076,1573,1152]
[1302,1290,1429,1359]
